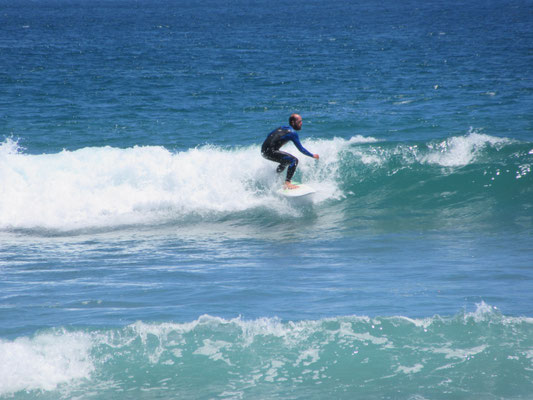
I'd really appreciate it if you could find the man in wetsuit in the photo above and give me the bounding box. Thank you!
[261,114,319,189]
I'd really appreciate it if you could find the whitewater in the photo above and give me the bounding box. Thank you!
[2,0,533,397]
[1,304,532,399]
[1,132,530,233]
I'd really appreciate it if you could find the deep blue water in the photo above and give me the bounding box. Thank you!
[1,0,532,398]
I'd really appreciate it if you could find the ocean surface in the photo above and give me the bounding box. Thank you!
[1,0,533,398]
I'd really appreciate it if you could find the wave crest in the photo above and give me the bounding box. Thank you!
[1,131,530,232]
[2,305,531,398]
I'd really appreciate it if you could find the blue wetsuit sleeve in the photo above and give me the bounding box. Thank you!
[287,132,314,157]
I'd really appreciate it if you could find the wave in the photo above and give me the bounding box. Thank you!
[1,303,532,399]
[1,131,531,233]
[336,130,532,232]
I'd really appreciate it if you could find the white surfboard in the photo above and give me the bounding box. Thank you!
[276,183,316,198]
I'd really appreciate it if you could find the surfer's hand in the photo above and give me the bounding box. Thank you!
[313,154,319,159]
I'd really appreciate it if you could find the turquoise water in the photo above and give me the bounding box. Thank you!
[1,0,532,398]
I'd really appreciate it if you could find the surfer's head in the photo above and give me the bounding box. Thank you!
[289,114,303,131]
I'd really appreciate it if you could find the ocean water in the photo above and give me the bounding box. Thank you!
[1,0,533,398]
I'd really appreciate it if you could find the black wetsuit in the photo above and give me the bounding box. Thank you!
[261,126,314,182]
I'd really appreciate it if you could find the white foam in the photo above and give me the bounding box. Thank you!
[264,359,285,382]
[193,339,233,365]
[1,131,513,231]
[2,310,527,396]
[0,331,94,396]
[0,137,23,154]
[420,131,511,167]
[346,131,513,169]
[396,363,424,374]
[394,316,434,329]
[463,301,499,323]
[0,136,358,231]
[294,348,320,367]
[432,344,487,360]
[347,135,380,145]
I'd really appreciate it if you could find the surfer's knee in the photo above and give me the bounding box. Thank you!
[290,157,298,168]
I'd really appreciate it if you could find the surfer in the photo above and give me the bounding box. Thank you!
[261,114,319,189]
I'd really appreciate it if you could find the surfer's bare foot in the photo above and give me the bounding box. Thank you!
[284,182,299,190]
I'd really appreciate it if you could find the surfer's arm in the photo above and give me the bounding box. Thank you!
[287,132,314,158]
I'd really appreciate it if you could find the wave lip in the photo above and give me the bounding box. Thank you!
[419,131,514,167]
[346,130,517,168]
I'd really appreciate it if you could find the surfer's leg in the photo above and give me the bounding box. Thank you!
[263,150,298,181]
[275,151,298,180]
[270,151,298,181]
[285,156,298,181]
[273,151,298,181]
